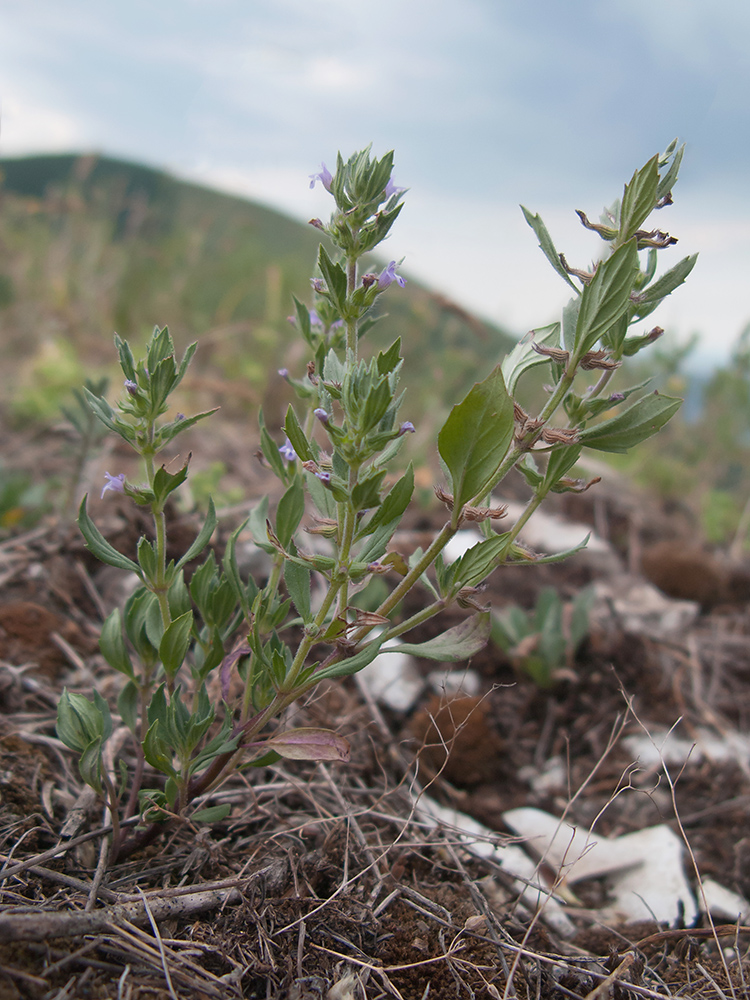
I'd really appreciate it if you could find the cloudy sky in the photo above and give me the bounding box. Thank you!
[1,0,749,367]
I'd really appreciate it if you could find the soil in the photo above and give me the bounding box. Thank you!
[1,423,750,999]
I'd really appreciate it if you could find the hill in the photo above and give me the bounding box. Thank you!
[0,153,516,421]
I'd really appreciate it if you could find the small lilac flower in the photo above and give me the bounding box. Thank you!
[384,178,405,199]
[309,163,333,191]
[309,309,322,327]
[101,472,126,499]
[377,261,406,290]
[279,438,297,463]
[309,218,325,230]
[398,421,415,436]
[313,408,329,425]
[124,379,138,396]
[278,368,289,380]
[330,319,344,330]
[316,471,332,484]
[310,278,325,293]
[175,413,185,421]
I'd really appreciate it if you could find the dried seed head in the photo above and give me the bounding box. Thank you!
[580,350,621,371]
[541,426,581,445]
[462,503,509,522]
[532,342,570,366]
[434,485,455,510]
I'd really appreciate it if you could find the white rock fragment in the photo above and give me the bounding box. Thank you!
[591,576,699,639]
[624,726,750,772]
[443,530,484,564]
[699,878,750,924]
[416,796,576,937]
[518,756,567,795]
[357,639,424,713]
[501,501,611,555]
[427,668,481,698]
[503,806,698,925]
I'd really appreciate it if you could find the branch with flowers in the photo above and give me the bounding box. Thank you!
[57,143,696,863]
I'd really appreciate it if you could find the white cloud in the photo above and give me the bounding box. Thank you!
[0,95,85,154]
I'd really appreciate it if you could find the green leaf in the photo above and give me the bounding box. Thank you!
[99,608,134,678]
[394,612,491,661]
[152,462,189,505]
[318,245,348,313]
[284,406,313,463]
[118,680,139,732]
[78,738,105,794]
[313,636,385,681]
[351,469,386,512]
[656,141,684,203]
[562,295,581,354]
[176,497,217,570]
[191,804,232,824]
[521,206,579,290]
[449,533,509,590]
[377,338,402,376]
[159,611,194,678]
[142,720,178,777]
[160,408,219,445]
[578,393,681,453]
[358,464,414,539]
[631,254,698,319]
[573,239,639,358]
[137,536,158,581]
[285,559,312,624]
[619,155,659,243]
[276,476,305,549]
[543,446,582,489]
[437,366,514,517]
[78,496,140,574]
[501,324,561,395]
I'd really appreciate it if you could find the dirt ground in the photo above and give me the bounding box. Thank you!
[2,421,750,999]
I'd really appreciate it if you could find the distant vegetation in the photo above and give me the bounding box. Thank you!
[0,153,516,424]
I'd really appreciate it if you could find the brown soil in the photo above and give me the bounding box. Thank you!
[1,427,750,998]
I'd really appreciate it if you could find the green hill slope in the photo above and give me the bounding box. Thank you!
[0,153,516,420]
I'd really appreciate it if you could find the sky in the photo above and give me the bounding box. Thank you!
[1,0,749,369]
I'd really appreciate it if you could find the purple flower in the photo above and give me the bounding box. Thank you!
[310,278,325,293]
[313,408,329,425]
[398,421,415,436]
[309,309,322,327]
[279,438,297,462]
[316,471,332,484]
[377,261,406,290]
[309,163,333,191]
[124,379,138,396]
[101,472,126,499]
[384,178,405,199]
[278,368,289,380]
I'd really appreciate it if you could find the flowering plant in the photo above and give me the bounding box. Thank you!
[57,143,695,862]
